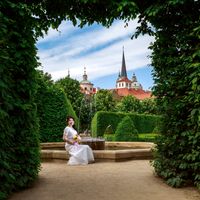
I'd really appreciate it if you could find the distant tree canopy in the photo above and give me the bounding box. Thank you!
[55,77,84,117]
[115,96,159,115]
[116,95,140,113]
[55,77,96,132]
[140,98,158,115]
[1,1,199,199]
[95,89,116,112]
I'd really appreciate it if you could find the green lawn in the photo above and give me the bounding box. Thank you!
[137,133,159,142]
[104,133,159,142]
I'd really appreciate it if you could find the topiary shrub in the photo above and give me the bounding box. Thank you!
[152,126,160,134]
[115,116,138,141]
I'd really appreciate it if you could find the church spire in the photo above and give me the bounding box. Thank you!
[118,70,121,77]
[67,69,70,78]
[121,46,127,78]
[83,67,88,81]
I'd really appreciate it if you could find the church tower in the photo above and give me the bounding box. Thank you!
[131,72,142,89]
[82,67,88,81]
[116,47,143,90]
[121,47,127,78]
[67,69,70,78]
[112,47,152,100]
[80,67,94,95]
[116,47,132,89]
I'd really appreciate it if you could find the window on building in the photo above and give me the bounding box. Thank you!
[85,87,87,90]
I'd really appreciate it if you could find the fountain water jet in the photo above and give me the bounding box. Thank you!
[77,94,106,150]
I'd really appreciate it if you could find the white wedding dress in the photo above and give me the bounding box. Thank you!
[63,126,94,165]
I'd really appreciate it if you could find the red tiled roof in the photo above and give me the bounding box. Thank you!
[116,77,132,83]
[111,88,153,100]
[93,88,97,93]
[80,82,93,86]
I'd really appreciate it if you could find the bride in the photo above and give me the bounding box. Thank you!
[63,116,94,165]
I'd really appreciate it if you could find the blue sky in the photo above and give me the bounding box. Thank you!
[36,19,155,90]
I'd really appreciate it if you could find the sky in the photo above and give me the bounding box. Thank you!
[36,19,155,90]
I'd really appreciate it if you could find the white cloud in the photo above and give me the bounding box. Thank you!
[37,21,77,43]
[36,19,154,85]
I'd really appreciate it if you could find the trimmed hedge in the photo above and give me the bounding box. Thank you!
[35,73,78,142]
[115,116,138,141]
[91,111,161,137]
[0,3,40,199]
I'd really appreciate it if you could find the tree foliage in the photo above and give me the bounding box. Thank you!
[115,95,158,115]
[138,1,200,188]
[55,77,84,117]
[55,76,97,132]
[95,89,116,112]
[140,98,159,114]
[1,2,41,199]
[116,95,140,113]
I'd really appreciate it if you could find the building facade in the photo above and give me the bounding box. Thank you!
[111,48,152,100]
[80,67,97,95]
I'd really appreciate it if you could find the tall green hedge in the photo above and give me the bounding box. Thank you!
[146,1,200,188]
[91,111,161,137]
[0,3,40,199]
[35,72,78,142]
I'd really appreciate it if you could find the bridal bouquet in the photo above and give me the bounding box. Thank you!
[73,135,80,145]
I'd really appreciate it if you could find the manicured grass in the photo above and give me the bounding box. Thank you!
[104,133,159,142]
[139,133,159,138]
[136,133,159,142]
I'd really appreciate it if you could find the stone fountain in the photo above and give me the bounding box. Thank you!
[41,95,154,161]
[79,132,105,150]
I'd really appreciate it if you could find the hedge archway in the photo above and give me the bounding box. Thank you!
[1,1,199,198]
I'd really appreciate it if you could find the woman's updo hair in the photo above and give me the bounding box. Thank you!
[66,116,77,131]
[66,116,74,123]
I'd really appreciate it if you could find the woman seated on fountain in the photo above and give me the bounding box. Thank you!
[63,116,94,165]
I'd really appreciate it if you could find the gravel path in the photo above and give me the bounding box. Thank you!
[9,160,200,200]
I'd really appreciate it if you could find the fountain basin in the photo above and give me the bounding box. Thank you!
[41,142,155,162]
[41,138,105,150]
